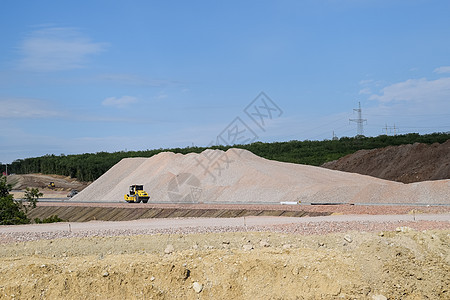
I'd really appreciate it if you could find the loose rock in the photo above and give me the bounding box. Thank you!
[259,240,270,247]
[192,282,203,293]
[344,235,353,243]
[243,244,254,251]
[164,244,174,254]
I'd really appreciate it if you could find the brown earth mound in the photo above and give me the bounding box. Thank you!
[322,139,450,183]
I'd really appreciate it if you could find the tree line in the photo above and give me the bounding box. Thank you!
[2,132,449,182]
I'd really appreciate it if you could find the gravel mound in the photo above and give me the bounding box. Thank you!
[322,139,450,183]
[72,148,450,204]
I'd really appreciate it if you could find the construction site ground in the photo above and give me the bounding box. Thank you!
[1,202,449,299]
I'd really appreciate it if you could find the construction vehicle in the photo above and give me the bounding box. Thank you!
[47,182,55,189]
[124,185,149,203]
[67,189,78,198]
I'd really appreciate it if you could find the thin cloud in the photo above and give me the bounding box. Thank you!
[434,66,450,74]
[98,73,177,86]
[0,98,63,118]
[18,26,107,71]
[102,96,138,108]
[359,79,374,85]
[369,77,450,103]
[359,88,371,95]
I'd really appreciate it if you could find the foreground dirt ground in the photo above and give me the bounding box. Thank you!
[0,225,449,299]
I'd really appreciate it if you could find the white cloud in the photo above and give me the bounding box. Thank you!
[102,96,138,108]
[434,66,450,74]
[369,77,450,104]
[18,26,106,71]
[0,98,62,118]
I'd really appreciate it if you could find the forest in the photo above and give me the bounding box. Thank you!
[2,132,449,182]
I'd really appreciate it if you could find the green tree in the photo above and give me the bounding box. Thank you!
[0,175,29,225]
[23,187,43,210]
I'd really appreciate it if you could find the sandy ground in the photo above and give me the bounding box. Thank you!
[0,224,448,299]
[0,213,449,299]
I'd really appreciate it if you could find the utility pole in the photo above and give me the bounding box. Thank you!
[349,102,367,136]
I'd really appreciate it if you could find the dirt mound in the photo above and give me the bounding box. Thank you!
[72,148,450,205]
[6,173,89,191]
[322,140,450,183]
[0,229,448,299]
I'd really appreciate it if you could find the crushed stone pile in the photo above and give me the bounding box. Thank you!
[72,148,450,204]
[322,139,450,183]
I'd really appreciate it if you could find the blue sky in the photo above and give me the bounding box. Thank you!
[1,0,450,163]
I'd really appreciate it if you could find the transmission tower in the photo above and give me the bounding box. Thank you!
[349,102,367,136]
[383,124,398,136]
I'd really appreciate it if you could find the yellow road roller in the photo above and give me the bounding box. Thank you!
[124,185,150,203]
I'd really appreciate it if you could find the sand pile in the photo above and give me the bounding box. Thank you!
[72,149,450,204]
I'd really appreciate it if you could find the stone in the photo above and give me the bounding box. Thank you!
[396,226,413,233]
[102,271,109,277]
[243,244,254,251]
[193,282,203,293]
[164,244,174,254]
[259,240,270,247]
[344,235,353,243]
[282,244,292,249]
